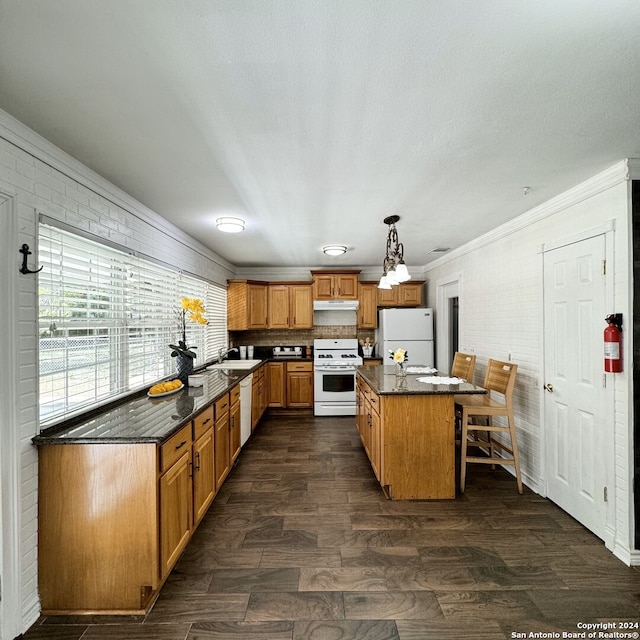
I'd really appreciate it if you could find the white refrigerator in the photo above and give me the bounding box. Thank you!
[376,308,434,367]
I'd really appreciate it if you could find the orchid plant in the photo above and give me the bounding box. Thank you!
[169,297,208,359]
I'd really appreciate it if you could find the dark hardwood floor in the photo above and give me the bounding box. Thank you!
[25,414,640,639]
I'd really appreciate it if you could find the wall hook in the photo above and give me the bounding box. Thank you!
[19,244,43,275]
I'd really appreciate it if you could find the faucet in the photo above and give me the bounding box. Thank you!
[218,346,238,363]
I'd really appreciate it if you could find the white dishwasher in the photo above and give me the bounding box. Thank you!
[239,374,253,446]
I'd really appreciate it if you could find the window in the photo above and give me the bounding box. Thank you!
[38,222,227,425]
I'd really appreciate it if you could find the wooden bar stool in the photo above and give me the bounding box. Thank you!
[451,352,476,382]
[455,359,522,494]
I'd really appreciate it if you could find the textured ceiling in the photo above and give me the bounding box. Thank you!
[1,1,640,271]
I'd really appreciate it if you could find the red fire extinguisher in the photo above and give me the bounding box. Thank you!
[604,314,623,373]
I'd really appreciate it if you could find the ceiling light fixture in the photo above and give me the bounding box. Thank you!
[322,245,347,256]
[215,217,245,233]
[378,215,411,289]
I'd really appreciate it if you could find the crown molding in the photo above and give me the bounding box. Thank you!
[424,160,633,272]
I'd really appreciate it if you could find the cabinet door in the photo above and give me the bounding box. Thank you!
[192,430,214,525]
[259,369,268,417]
[268,285,290,329]
[267,362,286,407]
[251,378,260,430]
[230,400,241,463]
[369,404,381,481]
[336,274,358,299]
[214,412,230,489]
[286,371,313,407]
[159,451,192,579]
[397,283,422,306]
[313,274,335,300]
[248,284,268,329]
[358,283,378,328]
[290,285,313,328]
[377,286,398,307]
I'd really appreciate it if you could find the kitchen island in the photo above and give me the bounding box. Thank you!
[356,365,486,500]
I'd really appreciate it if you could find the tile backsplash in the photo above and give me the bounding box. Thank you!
[230,326,376,350]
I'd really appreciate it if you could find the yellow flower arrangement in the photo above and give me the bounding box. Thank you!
[169,297,208,359]
[389,348,408,363]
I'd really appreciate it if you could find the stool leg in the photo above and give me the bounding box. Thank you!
[488,416,496,470]
[460,408,469,493]
[507,408,523,494]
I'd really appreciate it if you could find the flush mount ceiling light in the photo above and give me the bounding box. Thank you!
[322,245,347,256]
[215,217,245,233]
[378,215,411,289]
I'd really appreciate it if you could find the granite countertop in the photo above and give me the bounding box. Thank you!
[32,363,263,445]
[356,365,487,396]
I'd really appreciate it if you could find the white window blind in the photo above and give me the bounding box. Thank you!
[38,223,227,425]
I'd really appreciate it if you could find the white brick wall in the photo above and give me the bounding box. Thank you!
[422,164,634,561]
[0,110,236,634]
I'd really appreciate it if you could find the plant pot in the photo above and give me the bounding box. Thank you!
[176,353,194,385]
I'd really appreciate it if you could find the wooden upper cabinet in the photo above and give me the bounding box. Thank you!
[267,285,290,329]
[377,282,424,307]
[227,281,268,330]
[290,285,313,328]
[358,282,378,328]
[267,284,313,329]
[311,271,360,300]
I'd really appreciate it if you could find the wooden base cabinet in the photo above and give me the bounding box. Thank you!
[37,397,233,615]
[38,443,160,614]
[252,364,268,429]
[230,384,241,462]
[214,393,231,488]
[286,361,313,408]
[267,361,286,407]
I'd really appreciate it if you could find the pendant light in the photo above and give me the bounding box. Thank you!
[378,215,411,289]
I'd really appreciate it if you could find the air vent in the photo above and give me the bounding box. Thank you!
[429,247,450,254]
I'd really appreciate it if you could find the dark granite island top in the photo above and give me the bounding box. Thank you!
[32,365,262,445]
[356,364,486,396]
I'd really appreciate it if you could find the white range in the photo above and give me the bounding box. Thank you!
[313,338,363,416]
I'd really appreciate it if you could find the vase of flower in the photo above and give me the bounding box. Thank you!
[395,361,407,378]
[169,297,208,385]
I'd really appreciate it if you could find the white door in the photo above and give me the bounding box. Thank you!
[543,234,607,539]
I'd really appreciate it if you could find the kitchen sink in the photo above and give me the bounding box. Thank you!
[207,359,262,370]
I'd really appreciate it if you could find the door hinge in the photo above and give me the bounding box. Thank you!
[601,259,606,275]
[604,486,608,502]
[602,374,607,388]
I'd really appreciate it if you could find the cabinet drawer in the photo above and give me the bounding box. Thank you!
[369,391,380,414]
[160,423,192,473]
[193,405,214,441]
[286,361,313,372]
[230,384,240,405]
[215,393,230,418]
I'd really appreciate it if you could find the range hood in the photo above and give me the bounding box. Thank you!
[313,300,359,311]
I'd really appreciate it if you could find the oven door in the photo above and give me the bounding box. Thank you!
[314,366,356,401]
[313,366,357,416]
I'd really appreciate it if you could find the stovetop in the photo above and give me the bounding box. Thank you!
[313,338,362,366]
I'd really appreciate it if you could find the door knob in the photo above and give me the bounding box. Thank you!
[544,383,554,392]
